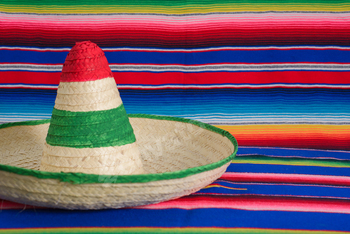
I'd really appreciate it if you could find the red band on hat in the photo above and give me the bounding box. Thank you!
[60,41,113,82]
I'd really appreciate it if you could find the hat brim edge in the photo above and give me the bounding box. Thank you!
[0,114,238,185]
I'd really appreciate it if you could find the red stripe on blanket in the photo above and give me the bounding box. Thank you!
[3,195,350,214]
[0,28,350,47]
[137,195,350,213]
[220,173,350,186]
[1,71,350,86]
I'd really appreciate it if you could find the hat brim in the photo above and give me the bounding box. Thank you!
[0,114,237,210]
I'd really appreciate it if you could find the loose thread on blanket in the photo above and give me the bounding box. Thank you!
[16,204,27,215]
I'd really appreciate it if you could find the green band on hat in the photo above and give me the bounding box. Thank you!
[46,104,136,148]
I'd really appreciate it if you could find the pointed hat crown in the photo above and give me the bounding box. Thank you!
[60,41,113,82]
[40,41,143,175]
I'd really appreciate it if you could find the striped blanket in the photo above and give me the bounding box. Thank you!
[1,0,350,233]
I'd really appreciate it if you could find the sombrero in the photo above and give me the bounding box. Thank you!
[0,41,238,210]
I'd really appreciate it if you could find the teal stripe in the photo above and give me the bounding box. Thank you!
[46,105,136,148]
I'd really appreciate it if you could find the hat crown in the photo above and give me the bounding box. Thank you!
[40,41,143,175]
[60,41,113,82]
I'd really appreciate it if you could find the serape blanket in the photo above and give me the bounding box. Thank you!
[1,0,350,233]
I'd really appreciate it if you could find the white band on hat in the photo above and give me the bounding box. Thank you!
[54,77,123,112]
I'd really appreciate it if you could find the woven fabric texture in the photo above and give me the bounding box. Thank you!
[1,0,350,232]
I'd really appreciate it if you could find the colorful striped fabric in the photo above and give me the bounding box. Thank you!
[1,0,350,233]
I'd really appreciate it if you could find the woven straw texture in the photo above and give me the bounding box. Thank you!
[41,142,143,175]
[41,41,143,176]
[59,41,113,82]
[54,78,122,112]
[0,116,236,209]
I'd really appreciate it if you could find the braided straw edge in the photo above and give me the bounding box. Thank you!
[0,114,238,185]
[0,162,230,210]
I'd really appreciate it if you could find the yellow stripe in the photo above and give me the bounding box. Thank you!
[204,184,248,190]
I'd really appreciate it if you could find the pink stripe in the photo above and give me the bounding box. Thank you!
[0,13,349,22]
[221,173,350,186]
[0,14,349,30]
[3,195,350,213]
[2,46,350,52]
[137,195,350,214]
[1,21,348,31]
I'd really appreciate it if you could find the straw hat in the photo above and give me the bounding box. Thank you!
[0,41,237,210]
[41,41,143,175]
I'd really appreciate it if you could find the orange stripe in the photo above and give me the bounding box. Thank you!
[216,125,350,150]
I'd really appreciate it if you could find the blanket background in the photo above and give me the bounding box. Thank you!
[1,0,350,233]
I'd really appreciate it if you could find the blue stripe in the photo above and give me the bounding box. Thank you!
[226,163,350,177]
[1,89,350,122]
[1,49,350,64]
[0,51,68,64]
[121,88,350,118]
[198,181,350,199]
[238,147,350,160]
[1,208,350,231]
